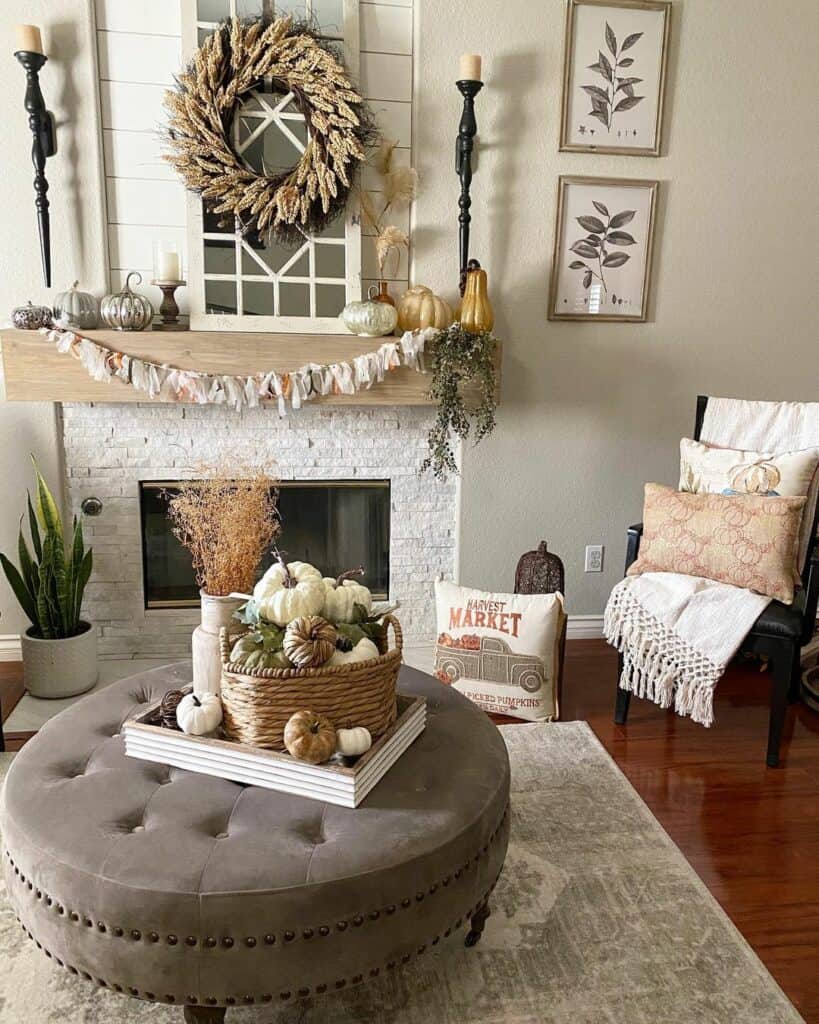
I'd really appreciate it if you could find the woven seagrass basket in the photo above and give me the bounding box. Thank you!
[218,615,403,751]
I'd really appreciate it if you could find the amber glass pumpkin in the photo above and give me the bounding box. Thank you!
[459,263,494,333]
[396,286,453,333]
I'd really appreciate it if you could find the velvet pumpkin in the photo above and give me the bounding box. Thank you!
[283,710,337,763]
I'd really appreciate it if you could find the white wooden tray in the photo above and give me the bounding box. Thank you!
[124,692,426,808]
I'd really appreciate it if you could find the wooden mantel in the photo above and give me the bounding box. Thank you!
[0,329,501,407]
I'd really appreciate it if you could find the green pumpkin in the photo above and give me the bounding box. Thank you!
[230,633,293,670]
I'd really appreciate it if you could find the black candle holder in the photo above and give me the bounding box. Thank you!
[14,50,57,288]
[455,78,483,296]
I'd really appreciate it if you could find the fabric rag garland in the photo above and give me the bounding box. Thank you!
[42,326,437,415]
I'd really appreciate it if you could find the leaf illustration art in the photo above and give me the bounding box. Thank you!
[582,22,644,132]
[567,203,637,295]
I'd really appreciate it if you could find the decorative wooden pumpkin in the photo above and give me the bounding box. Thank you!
[459,262,494,333]
[341,286,398,337]
[100,272,154,331]
[321,570,373,624]
[176,692,223,735]
[327,637,380,666]
[283,615,337,668]
[252,557,325,626]
[396,285,453,333]
[11,301,52,330]
[283,710,337,764]
[53,281,99,329]
[336,726,372,757]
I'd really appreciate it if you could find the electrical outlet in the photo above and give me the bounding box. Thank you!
[584,544,604,573]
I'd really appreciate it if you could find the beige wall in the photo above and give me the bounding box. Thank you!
[0,1,106,636]
[415,0,819,614]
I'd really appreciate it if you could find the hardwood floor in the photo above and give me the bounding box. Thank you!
[2,647,817,1018]
[0,662,26,750]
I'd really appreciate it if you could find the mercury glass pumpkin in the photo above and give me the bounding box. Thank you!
[11,301,52,330]
[53,281,99,329]
[100,272,154,331]
[341,286,398,337]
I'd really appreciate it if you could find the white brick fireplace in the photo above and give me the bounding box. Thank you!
[61,403,457,659]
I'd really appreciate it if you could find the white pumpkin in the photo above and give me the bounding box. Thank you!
[336,726,372,757]
[326,638,380,667]
[321,571,373,623]
[253,557,325,626]
[177,692,223,735]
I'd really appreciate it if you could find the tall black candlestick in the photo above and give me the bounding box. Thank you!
[455,78,483,296]
[15,50,56,288]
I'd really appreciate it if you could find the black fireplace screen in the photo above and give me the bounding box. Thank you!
[139,480,390,608]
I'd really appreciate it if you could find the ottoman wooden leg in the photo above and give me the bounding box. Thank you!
[464,901,490,947]
[184,1007,226,1023]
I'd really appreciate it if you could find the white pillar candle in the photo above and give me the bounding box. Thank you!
[458,53,482,81]
[15,24,44,55]
[156,249,180,282]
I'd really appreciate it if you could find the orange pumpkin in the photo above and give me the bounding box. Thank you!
[283,710,337,764]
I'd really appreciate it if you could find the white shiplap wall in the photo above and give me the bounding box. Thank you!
[94,0,414,316]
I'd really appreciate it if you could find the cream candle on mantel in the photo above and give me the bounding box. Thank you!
[458,53,482,81]
[156,249,181,282]
[15,24,44,55]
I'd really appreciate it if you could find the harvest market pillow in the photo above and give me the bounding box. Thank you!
[628,483,806,603]
[679,438,819,572]
[434,580,565,721]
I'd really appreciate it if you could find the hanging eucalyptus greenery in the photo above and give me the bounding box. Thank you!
[422,323,498,479]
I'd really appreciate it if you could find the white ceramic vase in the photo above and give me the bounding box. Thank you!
[192,591,245,696]
[21,622,98,699]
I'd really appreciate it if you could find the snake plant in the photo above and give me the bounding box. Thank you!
[0,458,93,639]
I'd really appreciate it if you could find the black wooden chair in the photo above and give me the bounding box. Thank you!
[614,395,819,767]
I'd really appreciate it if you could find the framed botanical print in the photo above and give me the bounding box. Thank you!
[559,0,671,156]
[548,176,658,322]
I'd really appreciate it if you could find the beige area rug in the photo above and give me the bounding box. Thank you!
[0,723,803,1023]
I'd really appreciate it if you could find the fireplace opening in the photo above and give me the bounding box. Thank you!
[139,480,390,609]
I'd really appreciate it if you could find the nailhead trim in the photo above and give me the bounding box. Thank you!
[2,803,508,1006]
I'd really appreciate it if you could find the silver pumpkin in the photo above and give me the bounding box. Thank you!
[53,281,99,330]
[341,288,398,337]
[100,272,154,331]
[11,301,52,330]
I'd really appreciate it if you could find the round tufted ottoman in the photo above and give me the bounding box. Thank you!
[1,662,510,1023]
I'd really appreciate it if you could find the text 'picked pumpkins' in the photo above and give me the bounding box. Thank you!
[459,263,494,333]
[396,286,453,333]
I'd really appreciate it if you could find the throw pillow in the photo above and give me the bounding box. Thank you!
[679,437,819,572]
[628,483,807,603]
[434,580,564,721]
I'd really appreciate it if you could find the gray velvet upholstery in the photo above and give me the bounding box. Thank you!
[0,663,510,1012]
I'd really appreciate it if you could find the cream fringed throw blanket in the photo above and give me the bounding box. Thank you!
[605,396,819,727]
[605,573,770,727]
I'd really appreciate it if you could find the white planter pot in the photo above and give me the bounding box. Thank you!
[21,622,98,699]
[192,591,246,696]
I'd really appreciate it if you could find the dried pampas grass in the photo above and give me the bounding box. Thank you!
[167,465,280,596]
[360,137,419,277]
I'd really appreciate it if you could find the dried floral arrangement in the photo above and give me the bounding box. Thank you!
[422,324,498,479]
[359,139,418,279]
[164,15,377,245]
[167,467,280,596]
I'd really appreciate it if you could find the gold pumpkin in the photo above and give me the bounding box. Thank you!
[396,286,453,333]
[459,264,494,333]
[283,615,337,668]
[283,710,337,763]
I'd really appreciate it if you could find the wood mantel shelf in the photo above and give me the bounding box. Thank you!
[0,329,501,407]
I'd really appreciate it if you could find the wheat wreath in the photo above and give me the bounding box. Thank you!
[164,15,376,245]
